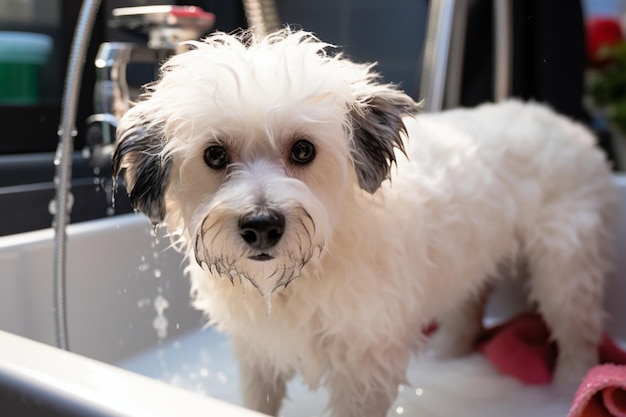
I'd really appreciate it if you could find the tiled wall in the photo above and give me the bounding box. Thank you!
[276,0,429,100]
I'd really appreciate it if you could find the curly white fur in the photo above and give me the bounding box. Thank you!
[113,28,619,417]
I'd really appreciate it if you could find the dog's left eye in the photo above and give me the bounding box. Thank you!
[204,145,229,169]
[290,139,316,165]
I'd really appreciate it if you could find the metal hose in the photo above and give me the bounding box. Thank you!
[53,0,102,351]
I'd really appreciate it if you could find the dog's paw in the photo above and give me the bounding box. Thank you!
[551,361,592,399]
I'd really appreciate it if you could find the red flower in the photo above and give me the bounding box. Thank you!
[586,17,624,67]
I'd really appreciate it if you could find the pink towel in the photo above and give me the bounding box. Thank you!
[476,312,626,417]
[567,365,626,417]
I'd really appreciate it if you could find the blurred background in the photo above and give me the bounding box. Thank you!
[0,0,624,236]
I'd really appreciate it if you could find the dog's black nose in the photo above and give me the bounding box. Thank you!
[239,210,285,250]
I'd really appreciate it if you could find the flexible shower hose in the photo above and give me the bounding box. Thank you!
[53,0,102,351]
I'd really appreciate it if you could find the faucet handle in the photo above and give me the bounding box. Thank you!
[110,5,215,50]
[85,113,117,168]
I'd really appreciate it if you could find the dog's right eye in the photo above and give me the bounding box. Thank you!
[204,145,229,169]
[290,139,316,165]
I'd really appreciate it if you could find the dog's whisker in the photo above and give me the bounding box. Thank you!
[208,222,227,250]
[295,205,316,238]
[193,235,204,267]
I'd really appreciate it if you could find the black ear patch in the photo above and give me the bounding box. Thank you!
[112,116,171,225]
[350,92,419,193]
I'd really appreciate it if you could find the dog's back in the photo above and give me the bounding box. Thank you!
[399,100,618,390]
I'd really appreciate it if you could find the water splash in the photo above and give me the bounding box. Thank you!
[48,192,75,216]
[150,225,161,245]
[152,294,170,340]
[216,371,228,384]
[137,298,151,308]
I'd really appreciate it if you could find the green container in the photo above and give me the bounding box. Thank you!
[0,32,52,104]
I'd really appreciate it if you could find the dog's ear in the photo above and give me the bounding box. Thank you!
[112,107,171,225]
[349,87,420,193]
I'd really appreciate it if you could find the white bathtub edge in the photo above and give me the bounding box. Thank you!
[0,329,267,417]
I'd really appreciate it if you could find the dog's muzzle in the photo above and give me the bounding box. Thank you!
[239,209,285,261]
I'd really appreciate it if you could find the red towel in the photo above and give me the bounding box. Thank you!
[476,312,626,417]
[477,312,557,384]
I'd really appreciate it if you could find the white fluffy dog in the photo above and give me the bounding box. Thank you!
[112,29,618,417]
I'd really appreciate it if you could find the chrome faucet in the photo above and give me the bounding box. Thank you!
[85,5,214,168]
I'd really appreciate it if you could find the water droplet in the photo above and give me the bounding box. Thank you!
[93,167,100,175]
[50,192,74,214]
[138,263,149,272]
[111,179,117,208]
[152,294,170,340]
[200,368,209,377]
[106,207,115,216]
[153,315,168,339]
[137,298,151,308]
[67,192,74,211]
[217,372,228,384]
[415,388,423,396]
[48,199,57,215]
[154,294,170,314]
[395,406,404,415]
[154,268,162,278]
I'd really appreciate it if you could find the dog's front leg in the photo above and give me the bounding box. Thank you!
[231,336,287,416]
[324,347,408,417]
[325,370,399,417]
[236,356,287,416]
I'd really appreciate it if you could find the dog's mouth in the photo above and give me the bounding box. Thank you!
[248,253,274,261]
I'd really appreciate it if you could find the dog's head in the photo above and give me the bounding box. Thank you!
[113,28,419,298]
